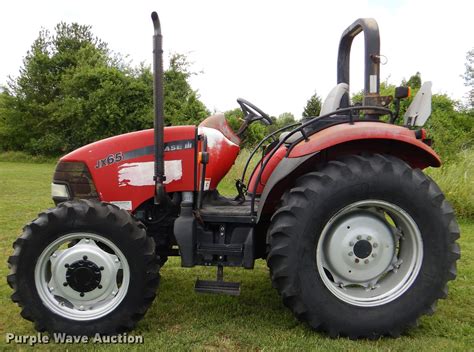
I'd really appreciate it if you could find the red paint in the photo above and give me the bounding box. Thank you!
[247,147,286,195]
[247,122,441,195]
[60,120,440,209]
[60,124,240,211]
[289,122,440,164]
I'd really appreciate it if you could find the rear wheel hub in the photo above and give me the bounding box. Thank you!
[353,240,372,259]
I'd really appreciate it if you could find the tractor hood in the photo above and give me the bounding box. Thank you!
[55,124,239,211]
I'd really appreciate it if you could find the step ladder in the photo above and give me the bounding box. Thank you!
[195,265,241,296]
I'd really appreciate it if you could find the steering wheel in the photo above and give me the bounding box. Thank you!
[236,98,273,126]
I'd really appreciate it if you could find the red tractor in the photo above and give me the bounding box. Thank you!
[8,12,460,339]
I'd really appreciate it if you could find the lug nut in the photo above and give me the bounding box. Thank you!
[65,263,70,268]
[348,252,353,256]
[79,305,84,310]
[355,258,360,263]
[373,243,378,248]
[83,255,88,260]
[364,259,369,264]
[80,292,85,297]
[112,291,117,296]
[85,239,90,243]
[63,282,68,287]
[357,235,362,240]
[372,253,377,258]
[49,287,54,291]
[349,241,354,246]
[114,258,119,263]
[52,253,57,258]
[100,266,104,271]
[98,285,102,289]
[367,236,372,241]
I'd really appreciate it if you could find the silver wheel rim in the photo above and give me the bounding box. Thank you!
[316,200,423,307]
[34,232,130,320]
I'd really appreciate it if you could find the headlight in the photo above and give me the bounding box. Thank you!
[51,183,70,200]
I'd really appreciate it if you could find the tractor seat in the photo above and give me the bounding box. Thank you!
[279,83,349,145]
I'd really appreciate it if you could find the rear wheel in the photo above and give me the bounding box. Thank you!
[8,200,160,335]
[267,154,460,338]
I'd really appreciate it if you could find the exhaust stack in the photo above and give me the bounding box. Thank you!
[151,11,166,204]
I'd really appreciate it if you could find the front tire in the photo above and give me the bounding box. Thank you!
[8,200,160,335]
[267,154,460,338]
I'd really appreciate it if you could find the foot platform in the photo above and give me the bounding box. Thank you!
[195,266,241,296]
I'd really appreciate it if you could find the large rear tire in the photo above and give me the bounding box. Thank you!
[267,154,460,338]
[8,200,160,335]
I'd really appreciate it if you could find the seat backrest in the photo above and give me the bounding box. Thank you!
[319,83,349,116]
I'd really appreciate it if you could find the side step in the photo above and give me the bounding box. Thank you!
[195,266,241,296]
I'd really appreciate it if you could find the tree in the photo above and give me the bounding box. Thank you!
[404,72,422,90]
[302,92,322,117]
[267,112,296,134]
[163,53,209,126]
[463,49,473,109]
[0,23,208,155]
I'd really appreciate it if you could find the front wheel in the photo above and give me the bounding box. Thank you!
[267,154,460,338]
[8,200,160,335]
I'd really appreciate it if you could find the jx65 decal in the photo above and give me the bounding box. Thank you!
[95,152,123,169]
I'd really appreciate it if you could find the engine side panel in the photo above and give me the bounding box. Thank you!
[59,125,240,211]
[60,126,196,211]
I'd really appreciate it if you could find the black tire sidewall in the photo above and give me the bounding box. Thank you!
[14,202,156,335]
[288,161,452,334]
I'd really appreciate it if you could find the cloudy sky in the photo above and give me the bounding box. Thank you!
[0,0,472,118]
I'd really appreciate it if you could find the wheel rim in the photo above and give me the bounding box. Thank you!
[316,200,423,307]
[34,232,130,320]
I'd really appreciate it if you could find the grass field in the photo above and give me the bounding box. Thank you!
[0,160,473,351]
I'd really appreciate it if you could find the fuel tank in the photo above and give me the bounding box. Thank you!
[58,122,240,211]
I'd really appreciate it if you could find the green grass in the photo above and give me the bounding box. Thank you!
[426,149,474,219]
[0,160,473,351]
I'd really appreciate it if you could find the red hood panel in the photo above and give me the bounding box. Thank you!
[60,125,239,211]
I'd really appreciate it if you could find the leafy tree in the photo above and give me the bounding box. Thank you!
[0,23,208,156]
[425,94,474,161]
[267,112,296,134]
[463,49,473,109]
[403,72,422,90]
[163,53,208,126]
[302,91,322,117]
[224,108,267,148]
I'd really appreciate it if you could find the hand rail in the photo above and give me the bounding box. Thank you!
[240,122,301,185]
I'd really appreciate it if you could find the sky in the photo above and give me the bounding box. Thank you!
[0,0,472,118]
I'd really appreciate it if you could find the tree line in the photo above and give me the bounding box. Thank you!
[0,22,472,160]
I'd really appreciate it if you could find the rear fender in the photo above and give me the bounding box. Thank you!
[256,122,441,222]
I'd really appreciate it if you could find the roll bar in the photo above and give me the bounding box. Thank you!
[337,18,381,108]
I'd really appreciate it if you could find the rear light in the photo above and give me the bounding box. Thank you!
[414,128,427,140]
[414,128,432,146]
[52,161,98,204]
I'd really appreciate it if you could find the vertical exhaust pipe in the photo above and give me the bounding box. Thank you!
[151,11,166,204]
